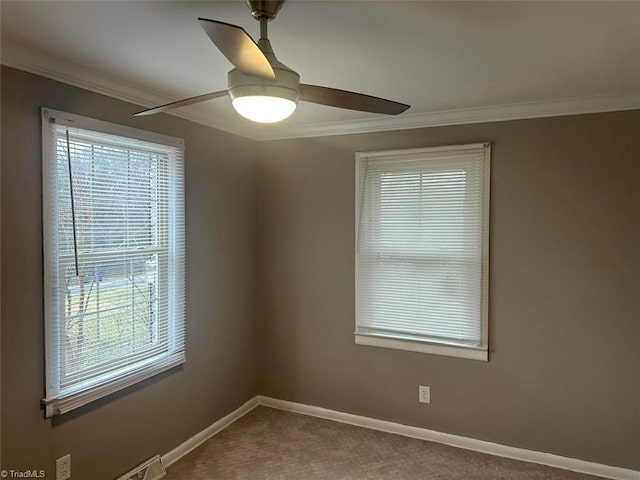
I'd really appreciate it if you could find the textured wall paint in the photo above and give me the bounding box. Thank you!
[0,66,259,479]
[257,111,640,470]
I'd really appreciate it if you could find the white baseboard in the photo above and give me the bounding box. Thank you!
[257,396,640,480]
[160,395,639,480]
[161,396,259,468]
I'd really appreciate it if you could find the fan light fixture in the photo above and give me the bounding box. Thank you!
[227,34,301,124]
[231,96,296,123]
[133,1,410,121]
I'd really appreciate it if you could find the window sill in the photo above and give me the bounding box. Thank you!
[42,353,184,417]
[355,333,488,361]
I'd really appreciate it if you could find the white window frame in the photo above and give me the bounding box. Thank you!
[41,108,186,416]
[355,143,490,361]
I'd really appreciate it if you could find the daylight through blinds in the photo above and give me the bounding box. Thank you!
[42,110,185,416]
[356,144,489,351]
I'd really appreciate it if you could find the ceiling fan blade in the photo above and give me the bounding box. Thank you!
[198,18,275,80]
[133,91,228,116]
[299,84,410,115]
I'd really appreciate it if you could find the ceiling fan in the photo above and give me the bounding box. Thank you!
[134,0,410,123]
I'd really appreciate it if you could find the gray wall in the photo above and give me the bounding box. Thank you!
[2,64,639,476]
[1,66,260,479]
[257,111,640,470]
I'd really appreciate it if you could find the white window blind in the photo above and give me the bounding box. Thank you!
[355,143,490,361]
[41,108,185,416]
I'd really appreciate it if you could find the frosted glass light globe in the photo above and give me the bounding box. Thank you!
[232,96,297,123]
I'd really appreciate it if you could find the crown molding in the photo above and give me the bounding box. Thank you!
[3,41,639,142]
[255,93,640,141]
[0,41,247,138]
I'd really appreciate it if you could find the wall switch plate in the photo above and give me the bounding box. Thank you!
[419,385,431,404]
[56,454,71,480]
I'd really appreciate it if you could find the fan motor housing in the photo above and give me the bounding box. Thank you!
[228,67,300,104]
[246,0,284,21]
[228,37,300,104]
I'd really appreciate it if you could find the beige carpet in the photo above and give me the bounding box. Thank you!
[164,406,605,480]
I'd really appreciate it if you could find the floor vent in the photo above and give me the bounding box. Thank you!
[116,455,166,480]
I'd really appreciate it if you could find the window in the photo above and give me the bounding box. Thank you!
[41,109,185,416]
[355,143,490,361]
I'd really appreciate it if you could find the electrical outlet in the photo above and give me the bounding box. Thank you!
[419,385,431,404]
[56,454,71,480]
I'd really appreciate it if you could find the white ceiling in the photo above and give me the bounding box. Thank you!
[2,1,639,140]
